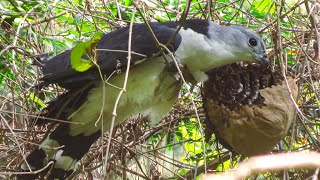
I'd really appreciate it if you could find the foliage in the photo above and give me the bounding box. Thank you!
[0,0,320,179]
[71,32,102,72]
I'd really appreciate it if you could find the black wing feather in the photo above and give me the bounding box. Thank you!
[41,22,182,89]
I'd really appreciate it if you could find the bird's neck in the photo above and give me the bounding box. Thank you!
[175,27,241,82]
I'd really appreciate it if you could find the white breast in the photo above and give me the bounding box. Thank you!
[68,57,181,136]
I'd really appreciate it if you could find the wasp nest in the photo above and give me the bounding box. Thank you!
[202,63,298,156]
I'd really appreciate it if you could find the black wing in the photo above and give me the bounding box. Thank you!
[41,21,182,89]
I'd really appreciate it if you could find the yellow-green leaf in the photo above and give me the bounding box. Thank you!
[29,92,47,108]
[71,32,102,72]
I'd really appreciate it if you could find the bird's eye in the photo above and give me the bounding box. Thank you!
[248,38,258,47]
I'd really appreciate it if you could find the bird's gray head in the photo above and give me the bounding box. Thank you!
[209,25,268,64]
[175,22,268,82]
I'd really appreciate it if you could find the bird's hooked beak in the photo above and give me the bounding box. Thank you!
[257,53,269,65]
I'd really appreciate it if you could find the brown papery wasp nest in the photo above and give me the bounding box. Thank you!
[202,62,298,156]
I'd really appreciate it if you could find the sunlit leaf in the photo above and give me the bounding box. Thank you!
[29,92,47,108]
[70,32,102,72]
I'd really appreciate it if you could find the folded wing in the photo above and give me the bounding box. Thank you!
[41,22,182,89]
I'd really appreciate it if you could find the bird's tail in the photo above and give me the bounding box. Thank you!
[18,123,101,179]
[18,83,100,179]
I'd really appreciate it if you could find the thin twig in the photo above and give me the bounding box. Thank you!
[103,8,136,177]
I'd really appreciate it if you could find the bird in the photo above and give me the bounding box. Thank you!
[18,19,268,179]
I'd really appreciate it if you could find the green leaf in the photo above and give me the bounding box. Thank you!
[70,32,102,72]
[124,0,131,6]
[29,92,47,108]
[252,0,275,14]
